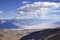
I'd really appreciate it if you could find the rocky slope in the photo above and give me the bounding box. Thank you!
[20,28,60,40]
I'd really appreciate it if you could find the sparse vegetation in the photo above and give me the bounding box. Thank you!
[0,29,29,40]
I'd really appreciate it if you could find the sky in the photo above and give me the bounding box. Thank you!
[0,0,60,19]
[0,0,60,29]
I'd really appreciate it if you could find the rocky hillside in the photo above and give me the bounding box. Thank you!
[20,28,60,40]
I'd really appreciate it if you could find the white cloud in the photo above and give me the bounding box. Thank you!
[13,22,21,27]
[23,23,60,29]
[0,11,3,13]
[50,10,60,12]
[22,1,30,4]
[15,2,60,19]
[12,20,59,29]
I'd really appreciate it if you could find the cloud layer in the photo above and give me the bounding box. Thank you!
[14,1,60,29]
[22,1,30,4]
[16,2,60,20]
[23,23,59,29]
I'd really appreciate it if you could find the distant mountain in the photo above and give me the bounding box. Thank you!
[20,28,60,40]
[0,19,19,29]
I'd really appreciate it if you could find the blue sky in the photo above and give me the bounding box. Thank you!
[0,0,60,29]
[0,0,60,11]
[0,0,60,19]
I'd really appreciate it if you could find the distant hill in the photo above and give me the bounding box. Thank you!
[0,19,19,29]
[20,28,60,40]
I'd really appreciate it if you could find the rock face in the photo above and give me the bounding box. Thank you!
[20,28,60,40]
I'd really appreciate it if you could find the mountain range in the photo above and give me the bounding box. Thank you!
[0,19,60,29]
